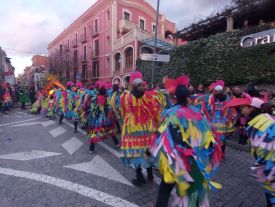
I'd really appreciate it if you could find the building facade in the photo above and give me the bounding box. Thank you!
[48,0,176,84]
[18,55,49,89]
[0,47,15,86]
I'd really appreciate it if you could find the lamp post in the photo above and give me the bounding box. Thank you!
[151,0,160,87]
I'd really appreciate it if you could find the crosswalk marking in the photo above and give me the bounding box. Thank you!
[9,122,41,127]
[62,137,83,155]
[0,150,62,161]
[41,120,55,127]
[49,127,66,137]
[64,155,134,187]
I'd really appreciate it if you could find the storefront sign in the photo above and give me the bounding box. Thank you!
[240,28,275,48]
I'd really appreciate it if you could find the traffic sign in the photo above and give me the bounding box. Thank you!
[141,54,170,63]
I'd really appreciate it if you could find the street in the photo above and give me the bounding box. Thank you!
[0,109,266,207]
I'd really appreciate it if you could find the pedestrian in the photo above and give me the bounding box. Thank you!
[226,95,274,207]
[88,82,119,153]
[119,71,164,186]
[152,75,222,207]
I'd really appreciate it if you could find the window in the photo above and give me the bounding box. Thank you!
[140,19,145,30]
[153,25,156,32]
[59,44,63,54]
[84,27,87,40]
[107,11,110,20]
[82,64,87,80]
[74,33,78,44]
[125,47,133,68]
[73,50,78,66]
[114,53,121,71]
[67,39,70,50]
[94,39,99,57]
[83,46,87,61]
[124,12,130,21]
[93,61,99,77]
[94,19,98,33]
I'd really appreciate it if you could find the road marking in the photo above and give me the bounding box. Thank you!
[0,167,139,207]
[0,150,61,161]
[49,127,66,137]
[62,137,83,155]
[16,112,28,115]
[64,155,133,187]
[0,118,42,127]
[16,115,33,118]
[41,120,55,127]
[62,119,162,186]
[8,122,41,127]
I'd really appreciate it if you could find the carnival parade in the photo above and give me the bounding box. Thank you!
[1,0,275,206]
[11,70,271,207]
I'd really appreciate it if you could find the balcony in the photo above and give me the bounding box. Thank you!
[119,19,136,34]
[71,41,78,48]
[113,27,166,51]
[80,54,87,63]
[91,29,99,37]
[81,34,87,43]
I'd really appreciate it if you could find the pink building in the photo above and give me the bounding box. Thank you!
[48,0,176,84]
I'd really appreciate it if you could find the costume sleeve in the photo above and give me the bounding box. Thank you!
[247,114,275,199]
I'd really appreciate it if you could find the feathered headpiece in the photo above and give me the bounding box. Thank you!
[164,75,190,94]
[76,81,83,89]
[226,93,265,109]
[67,81,74,87]
[208,80,224,91]
[3,82,9,89]
[130,71,143,85]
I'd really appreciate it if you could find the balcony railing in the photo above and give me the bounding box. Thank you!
[91,29,99,37]
[119,19,136,33]
[71,40,78,48]
[113,27,166,51]
[81,34,87,43]
[80,54,87,63]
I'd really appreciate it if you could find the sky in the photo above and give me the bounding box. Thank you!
[0,0,230,77]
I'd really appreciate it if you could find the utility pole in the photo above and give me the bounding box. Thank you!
[151,0,160,87]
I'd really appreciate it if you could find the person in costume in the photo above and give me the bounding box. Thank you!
[30,90,43,114]
[110,84,122,133]
[47,93,56,119]
[226,95,275,207]
[19,87,27,110]
[2,83,12,113]
[71,82,83,133]
[88,82,119,153]
[120,71,164,186]
[151,75,222,207]
[202,80,236,158]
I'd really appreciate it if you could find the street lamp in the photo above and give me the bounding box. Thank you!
[152,0,160,87]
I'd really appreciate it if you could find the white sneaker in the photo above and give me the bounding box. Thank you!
[89,150,95,154]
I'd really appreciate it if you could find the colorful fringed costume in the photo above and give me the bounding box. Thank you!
[88,93,117,143]
[151,104,222,206]
[31,92,43,114]
[247,114,275,205]
[120,90,163,168]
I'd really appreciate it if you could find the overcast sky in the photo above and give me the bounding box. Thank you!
[0,0,230,76]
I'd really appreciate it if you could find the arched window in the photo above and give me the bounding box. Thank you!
[114,53,121,71]
[125,47,133,68]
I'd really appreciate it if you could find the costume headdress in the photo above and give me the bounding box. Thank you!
[226,93,265,108]
[208,80,224,91]
[164,75,190,94]
[130,71,143,86]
